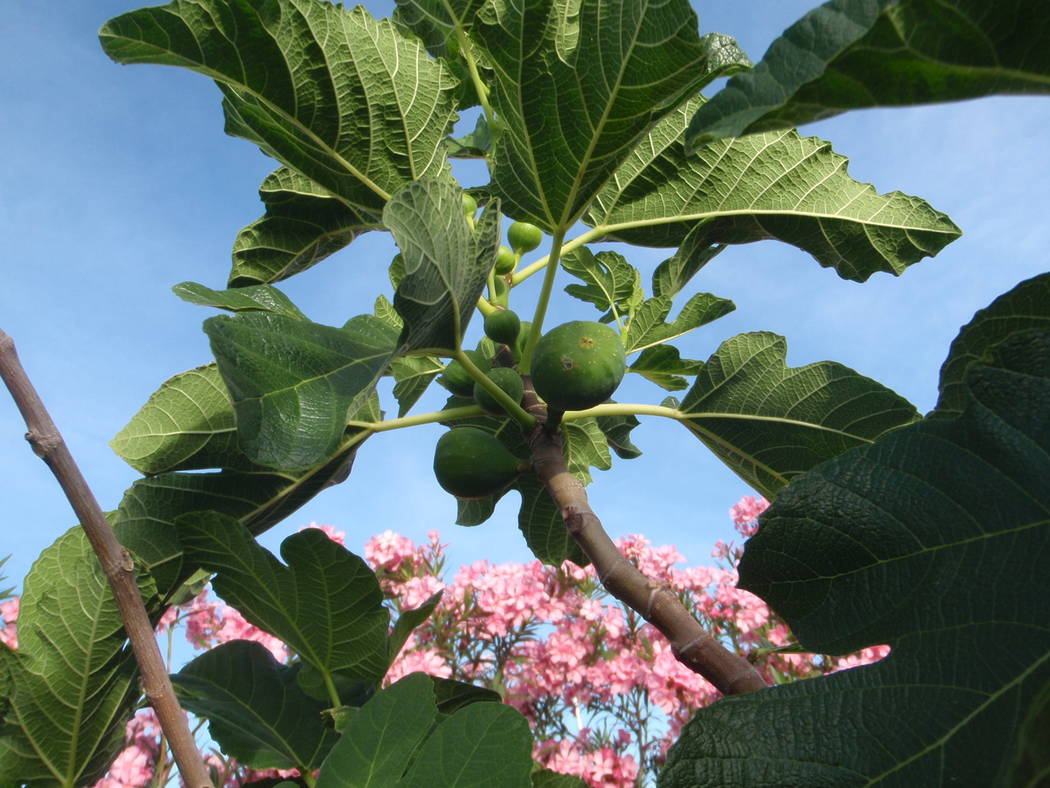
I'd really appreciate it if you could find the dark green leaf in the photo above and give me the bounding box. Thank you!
[204,312,397,470]
[316,673,436,788]
[624,293,734,355]
[101,1,458,213]
[595,409,643,460]
[230,168,381,286]
[561,249,643,321]
[173,281,307,319]
[473,0,713,227]
[688,0,1050,145]
[664,325,1050,786]
[173,641,338,771]
[587,96,961,282]
[387,179,501,355]
[627,345,703,391]
[0,529,151,785]
[455,492,505,527]
[446,113,492,158]
[678,332,919,499]
[430,677,502,715]
[177,514,390,686]
[399,701,533,787]
[532,770,589,787]
[934,272,1050,418]
[389,591,444,664]
[516,478,588,567]
[393,0,488,59]
[561,418,611,485]
[694,32,753,89]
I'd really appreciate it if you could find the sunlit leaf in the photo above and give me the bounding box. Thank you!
[173,281,307,319]
[627,345,703,391]
[561,249,643,322]
[516,478,588,567]
[624,293,734,355]
[587,97,961,282]
[595,409,643,460]
[101,0,458,213]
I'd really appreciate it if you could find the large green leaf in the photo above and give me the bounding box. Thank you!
[173,640,338,772]
[663,326,1050,786]
[678,332,919,499]
[0,529,151,786]
[627,345,703,391]
[687,0,1050,146]
[178,514,390,686]
[230,168,381,286]
[586,96,960,282]
[472,0,715,228]
[561,248,643,322]
[100,0,457,213]
[393,0,489,58]
[387,179,501,355]
[624,293,734,355]
[204,312,397,470]
[173,281,307,319]
[934,272,1050,418]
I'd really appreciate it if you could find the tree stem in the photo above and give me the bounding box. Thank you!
[521,380,767,696]
[0,330,212,788]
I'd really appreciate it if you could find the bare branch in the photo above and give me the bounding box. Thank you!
[0,330,212,788]
[522,377,767,696]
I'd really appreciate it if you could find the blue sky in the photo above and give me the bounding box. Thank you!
[2,1,1048,599]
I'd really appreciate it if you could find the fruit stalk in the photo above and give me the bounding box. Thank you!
[522,379,767,696]
[0,330,213,788]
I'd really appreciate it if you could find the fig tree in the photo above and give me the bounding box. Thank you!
[473,366,524,414]
[440,350,489,397]
[531,320,625,411]
[507,221,542,254]
[432,427,524,499]
[483,309,521,345]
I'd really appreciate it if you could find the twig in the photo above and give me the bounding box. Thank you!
[0,330,212,788]
[522,378,767,696]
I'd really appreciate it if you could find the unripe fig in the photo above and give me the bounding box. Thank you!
[531,321,625,411]
[483,309,522,346]
[507,221,543,254]
[473,366,524,414]
[433,427,523,499]
[494,245,517,275]
[462,193,478,218]
[440,350,489,397]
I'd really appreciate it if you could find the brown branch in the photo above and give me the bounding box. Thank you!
[522,378,767,696]
[0,330,212,788]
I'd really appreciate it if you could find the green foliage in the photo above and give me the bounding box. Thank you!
[5,0,1046,783]
[663,277,1050,786]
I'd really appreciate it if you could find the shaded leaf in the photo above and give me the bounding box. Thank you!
[473,0,713,227]
[316,673,436,788]
[173,641,338,771]
[688,0,1050,145]
[678,332,919,499]
[595,409,643,460]
[399,701,533,788]
[651,231,726,299]
[456,492,504,527]
[230,168,381,287]
[934,272,1050,418]
[587,96,961,282]
[391,356,445,417]
[430,677,502,715]
[387,179,502,354]
[178,514,390,686]
[532,770,589,787]
[204,312,397,470]
[664,325,1050,786]
[173,281,307,319]
[110,363,244,475]
[0,529,151,786]
[561,249,643,322]
[446,113,492,158]
[516,477,588,567]
[393,0,489,59]
[627,345,703,391]
[101,1,457,213]
[624,293,734,355]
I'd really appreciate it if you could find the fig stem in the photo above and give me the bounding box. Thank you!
[455,349,536,429]
[521,226,568,372]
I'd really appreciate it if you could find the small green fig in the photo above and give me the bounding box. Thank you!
[483,309,522,345]
[507,221,543,254]
[531,320,626,411]
[433,427,523,499]
[473,366,524,414]
[439,350,489,397]
[494,245,517,275]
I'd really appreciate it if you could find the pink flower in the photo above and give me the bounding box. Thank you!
[364,530,417,571]
[300,522,346,546]
[729,496,768,537]
[216,606,287,661]
[0,597,19,650]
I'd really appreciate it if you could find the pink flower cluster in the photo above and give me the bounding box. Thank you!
[5,505,890,788]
